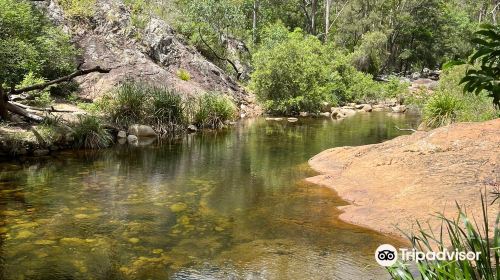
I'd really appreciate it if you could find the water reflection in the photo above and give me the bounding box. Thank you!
[0,113,419,279]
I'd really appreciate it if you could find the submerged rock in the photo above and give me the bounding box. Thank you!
[127,135,138,144]
[33,149,49,156]
[170,202,187,213]
[265,117,283,121]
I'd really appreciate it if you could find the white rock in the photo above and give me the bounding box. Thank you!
[128,125,156,137]
[391,105,407,113]
[187,125,198,132]
[117,130,127,138]
[287,117,298,122]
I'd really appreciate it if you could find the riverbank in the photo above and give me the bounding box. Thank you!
[307,118,500,238]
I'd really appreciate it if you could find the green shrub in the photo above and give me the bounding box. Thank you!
[381,76,410,99]
[59,0,96,18]
[0,0,76,86]
[351,31,388,75]
[17,72,53,107]
[423,92,462,128]
[107,81,147,126]
[421,65,499,128]
[194,92,236,129]
[251,25,334,115]
[176,69,191,81]
[148,86,186,133]
[97,82,190,134]
[387,195,499,280]
[72,115,112,149]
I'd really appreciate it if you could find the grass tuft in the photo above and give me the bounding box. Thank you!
[176,69,191,81]
[194,92,236,129]
[387,194,500,280]
[148,86,186,134]
[423,92,462,128]
[72,115,112,149]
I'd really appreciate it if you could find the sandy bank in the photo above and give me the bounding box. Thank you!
[308,119,500,238]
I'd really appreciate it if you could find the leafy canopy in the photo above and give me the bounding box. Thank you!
[0,0,76,86]
[461,24,500,107]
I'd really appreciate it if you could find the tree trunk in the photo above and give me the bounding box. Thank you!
[311,0,317,34]
[0,86,9,121]
[252,0,258,44]
[325,0,331,41]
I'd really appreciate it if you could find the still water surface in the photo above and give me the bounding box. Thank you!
[0,112,419,279]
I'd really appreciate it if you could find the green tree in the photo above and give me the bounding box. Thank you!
[461,24,500,107]
[251,25,334,114]
[0,0,77,119]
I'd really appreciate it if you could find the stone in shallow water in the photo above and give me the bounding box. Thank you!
[170,202,187,212]
[74,214,91,219]
[177,215,190,225]
[12,222,39,229]
[214,226,224,232]
[16,230,34,239]
[60,237,86,245]
[34,239,56,245]
[128,237,140,244]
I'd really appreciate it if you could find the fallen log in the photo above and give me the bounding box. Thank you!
[0,66,110,122]
[11,102,75,113]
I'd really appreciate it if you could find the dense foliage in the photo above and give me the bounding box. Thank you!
[461,24,500,107]
[250,26,334,114]
[95,82,236,132]
[250,24,408,114]
[422,65,499,128]
[0,0,76,87]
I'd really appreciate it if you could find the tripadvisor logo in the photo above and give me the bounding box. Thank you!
[374,244,481,267]
[375,244,398,266]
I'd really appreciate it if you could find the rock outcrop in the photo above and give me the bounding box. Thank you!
[308,119,500,238]
[35,0,260,116]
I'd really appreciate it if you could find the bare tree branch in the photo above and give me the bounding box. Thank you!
[13,66,110,95]
[198,27,242,80]
[395,126,416,132]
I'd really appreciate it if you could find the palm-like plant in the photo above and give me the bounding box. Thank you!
[461,24,500,107]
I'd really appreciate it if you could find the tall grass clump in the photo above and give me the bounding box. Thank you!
[421,65,499,128]
[72,115,113,149]
[106,81,147,126]
[99,81,192,134]
[387,194,499,280]
[194,92,236,129]
[149,86,186,134]
[423,92,463,128]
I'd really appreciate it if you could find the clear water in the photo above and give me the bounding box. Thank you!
[0,112,419,280]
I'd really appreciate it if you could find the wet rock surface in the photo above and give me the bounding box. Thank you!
[308,119,500,238]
